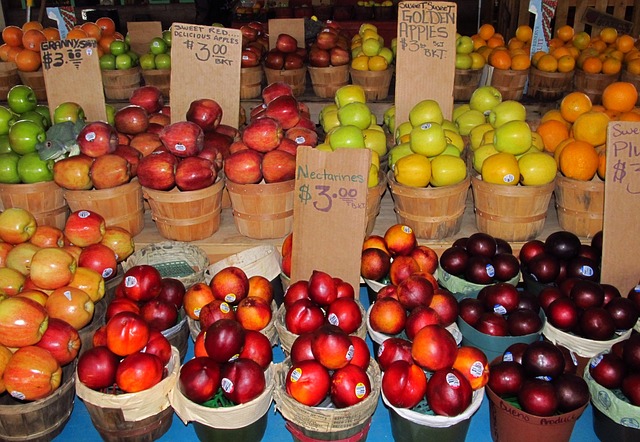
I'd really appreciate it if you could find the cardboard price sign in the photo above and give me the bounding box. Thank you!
[395,1,457,124]
[268,19,306,50]
[41,38,106,122]
[127,21,163,57]
[170,23,242,127]
[291,147,371,293]
[601,121,640,293]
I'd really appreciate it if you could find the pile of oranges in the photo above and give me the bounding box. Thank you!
[0,17,123,73]
[536,81,639,181]
[471,23,532,71]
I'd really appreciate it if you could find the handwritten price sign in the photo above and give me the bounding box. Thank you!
[298,184,365,212]
[40,38,106,122]
[601,121,640,292]
[170,23,242,127]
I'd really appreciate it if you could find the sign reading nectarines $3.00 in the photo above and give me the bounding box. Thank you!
[170,23,242,128]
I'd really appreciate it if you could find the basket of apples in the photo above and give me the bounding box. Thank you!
[239,22,268,99]
[169,318,274,441]
[139,30,173,99]
[99,36,142,101]
[486,341,589,441]
[453,33,485,101]
[184,264,279,346]
[307,23,351,98]
[75,317,180,441]
[379,325,486,440]
[224,82,316,239]
[273,329,380,441]
[263,33,307,96]
[585,334,640,441]
[349,23,395,101]
[274,270,366,354]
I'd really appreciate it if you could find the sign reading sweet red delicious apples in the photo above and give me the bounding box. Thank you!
[127,21,163,57]
[291,147,371,293]
[170,23,242,127]
[395,1,457,124]
[40,38,107,122]
[601,121,640,293]
[268,18,305,51]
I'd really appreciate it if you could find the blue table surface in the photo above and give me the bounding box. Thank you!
[56,286,600,441]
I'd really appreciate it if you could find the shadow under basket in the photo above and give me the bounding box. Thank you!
[0,180,69,229]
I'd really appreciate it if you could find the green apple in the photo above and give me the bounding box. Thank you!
[8,120,46,155]
[369,113,377,127]
[100,54,116,70]
[18,111,48,129]
[395,121,413,143]
[17,151,54,183]
[391,38,397,58]
[329,125,366,149]
[473,143,498,173]
[470,52,486,70]
[388,142,413,167]
[455,109,487,136]
[493,120,532,155]
[378,47,394,65]
[105,104,116,126]
[7,85,37,115]
[362,128,388,157]
[352,47,363,59]
[367,124,384,133]
[116,53,133,70]
[0,106,17,135]
[441,119,458,133]
[518,152,557,186]
[452,104,471,122]
[320,109,340,133]
[127,51,139,67]
[53,102,85,124]
[110,40,129,56]
[444,130,464,152]
[383,105,395,129]
[0,151,21,184]
[469,86,502,113]
[488,100,527,128]
[410,122,447,157]
[436,144,462,158]
[162,29,172,47]
[429,155,467,187]
[455,35,474,54]
[368,164,379,187]
[335,85,367,108]
[337,102,371,130]
[316,143,333,152]
[154,53,171,70]
[320,103,338,118]
[409,99,444,127]
[34,105,52,129]
[125,33,131,46]
[455,53,473,70]
[139,53,156,70]
[0,134,11,154]
[469,122,495,151]
[149,37,168,55]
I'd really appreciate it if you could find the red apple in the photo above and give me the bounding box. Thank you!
[130,85,164,114]
[261,149,296,183]
[3,345,62,401]
[175,156,217,191]
[77,121,118,157]
[136,149,178,190]
[223,149,263,184]
[276,34,298,53]
[89,153,131,189]
[53,154,93,190]
[242,117,283,152]
[330,47,350,66]
[284,53,304,70]
[114,105,149,135]
[129,132,163,157]
[45,286,95,330]
[264,95,300,129]
[63,209,106,247]
[36,317,80,365]
[0,296,49,347]
[159,121,204,158]
[285,127,318,147]
[186,98,223,132]
[262,82,293,104]
[29,247,77,290]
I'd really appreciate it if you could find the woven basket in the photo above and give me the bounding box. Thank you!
[122,241,210,289]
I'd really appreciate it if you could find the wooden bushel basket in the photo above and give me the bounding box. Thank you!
[471,175,555,242]
[554,174,604,239]
[225,179,294,240]
[308,65,349,98]
[142,178,224,242]
[527,66,574,101]
[620,70,640,105]
[387,171,470,240]
[573,70,619,105]
[454,68,482,101]
[141,69,170,99]
[101,67,142,101]
[64,179,145,236]
[263,66,307,96]
[0,62,20,98]
[365,170,387,237]
[0,362,76,442]
[17,69,47,101]
[490,68,529,100]
[0,180,69,229]
[350,66,394,101]
[241,66,264,99]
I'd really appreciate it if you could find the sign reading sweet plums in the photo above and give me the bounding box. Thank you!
[601,121,640,293]
[395,1,457,123]
[292,147,371,292]
[170,23,242,127]
[40,38,107,122]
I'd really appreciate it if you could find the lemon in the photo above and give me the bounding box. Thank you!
[444,129,465,152]
[316,143,333,152]
[518,152,557,186]
[368,55,388,71]
[351,56,369,71]
[370,150,380,169]
[429,155,467,187]
[481,152,520,185]
[469,123,494,151]
[394,153,431,187]
[368,164,379,188]
[473,143,498,173]
[388,142,413,167]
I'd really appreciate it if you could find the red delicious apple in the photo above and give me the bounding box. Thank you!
[130,85,164,114]
[89,153,131,189]
[242,117,283,152]
[262,82,293,104]
[285,127,318,147]
[309,47,330,68]
[114,144,142,176]
[159,121,204,157]
[114,105,149,135]
[223,149,263,184]
[264,95,300,129]
[53,154,93,190]
[78,243,117,281]
[175,156,217,191]
[129,132,163,157]
[136,149,178,190]
[284,53,304,70]
[241,49,260,68]
[264,49,285,70]
[276,33,298,53]
[36,317,80,365]
[261,149,296,183]
[187,98,223,132]
[330,47,350,66]
[77,121,118,158]
[179,356,222,403]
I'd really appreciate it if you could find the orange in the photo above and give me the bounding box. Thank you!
[487,35,505,49]
[98,35,116,54]
[42,27,60,41]
[554,137,576,165]
[556,25,575,43]
[508,37,525,51]
[548,37,564,50]
[602,81,638,113]
[605,48,625,62]
[589,39,607,53]
[624,49,640,63]
[489,49,511,70]
[0,44,10,62]
[531,50,546,67]
[368,55,388,71]
[6,46,21,63]
[618,111,640,121]
[509,48,527,57]
[601,57,622,75]
[472,35,487,50]
[477,45,493,62]
[511,53,530,70]
[572,32,591,50]
[80,22,102,40]
[515,25,533,43]
[581,56,603,73]
[21,29,46,53]
[478,23,495,41]
[571,111,610,146]
[599,27,618,45]
[536,119,570,153]
[536,54,558,72]
[597,147,606,180]
[559,140,599,181]
[96,17,116,37]
[566,45,580,60]
[551,46,571,60]
[560,91,593,122]
[14,49,41,72]
[2,26,23,47]
[22,21,43,32]
[557,55,576,72]
[541,109,571,128]
[616,34,636,54]
[66,28,88,40]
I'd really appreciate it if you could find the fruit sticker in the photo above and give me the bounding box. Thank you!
[124,276,138,288]
[289,367,302,382]
[446,372,461,388]
[355,382,367,398]
[221,377,234,394]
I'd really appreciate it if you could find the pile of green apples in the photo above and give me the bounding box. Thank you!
[455,33,486,71]
[99,36,141,71]
[317,84,388,187]
[139,30,172,71]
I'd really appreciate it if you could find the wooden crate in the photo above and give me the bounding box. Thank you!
[497,0,639,40]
